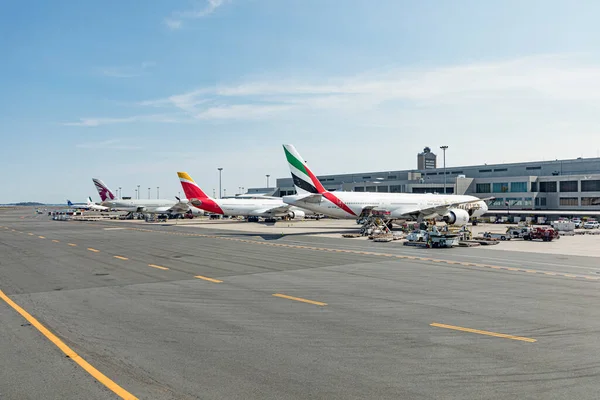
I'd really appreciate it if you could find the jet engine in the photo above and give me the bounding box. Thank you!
[288,210,306,219]
[442,208,470,226]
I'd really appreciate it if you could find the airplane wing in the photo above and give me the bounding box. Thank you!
[391,197,494,219]
[165,202,191,213]
[250,205,292,216]
[291,193,323,203]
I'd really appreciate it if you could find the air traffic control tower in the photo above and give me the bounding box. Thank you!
[417,147,437,170]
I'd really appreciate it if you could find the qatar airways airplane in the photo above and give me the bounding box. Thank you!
[281,145,490,226]
[92,179,203,216]
[177,172,308,220]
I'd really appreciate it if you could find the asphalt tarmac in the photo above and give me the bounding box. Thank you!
[2,208,600,399]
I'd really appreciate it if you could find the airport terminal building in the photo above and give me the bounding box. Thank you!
[249,151,600,212]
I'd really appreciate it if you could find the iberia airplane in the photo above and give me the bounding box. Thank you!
[281,145,489,226]
[177,172,308,219]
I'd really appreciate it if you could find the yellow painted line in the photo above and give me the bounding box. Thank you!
[0,289,138,399]
[563,274,577,278]
[148,264,169,270]
[87,248,100,253]
[28,233,34,236]
[194,275,222,283]
[113,256,128,260]
[38,236,46,239]
[525,270,537,273]
[68,243,77,247]
[506,267,519,271]
[52,240,60,243]
[431,323,536,343]
[544,272,556,276]
[585,276,600,280]
[272,293,327,306]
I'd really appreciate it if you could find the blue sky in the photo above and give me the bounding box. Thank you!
[2,0,600,203]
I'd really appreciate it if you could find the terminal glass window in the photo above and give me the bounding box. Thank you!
[559,197,578,206]
[526,166,542,170]
[489,198,504,207]
[531,182,538,192]
[560,181,578,192]
[535,197,547,206]
[390,185,405,193]
[505,198,520,206]
[377,185,389,192]
[366,186,377,192]
[523,198,533,207]
[476,183,491,193]
[479,169,492,173]
[510,182,528,192]
[492,182,509,193]
[581,180,600,192]
[581,197,600,206]
[354,187,364,192]
[539,181,557,192]
[494,168,508,172]
[387,175,397,180]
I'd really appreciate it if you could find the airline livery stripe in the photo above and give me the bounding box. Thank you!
[284,146,308,176]
[291,172,319,194]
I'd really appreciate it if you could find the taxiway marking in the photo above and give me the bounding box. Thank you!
[272,293,327,306]
[194,275,222,283]
[113,256,128,261]
[148,264,169,270]
[0,289,138,400]
[431,322,536,343]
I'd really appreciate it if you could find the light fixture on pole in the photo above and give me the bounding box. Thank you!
[440,145,448,194]
[266,174,270,188]
[157,187,159,199]
[137,185,140,199]
[218,168,223,199]
[118,187,122,199]
[148,187,151,199]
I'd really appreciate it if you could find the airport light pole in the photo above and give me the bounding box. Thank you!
[157,187,159,199]
[218,168,223,199]
[134,189,138,199]
[266,174,270,188]
[224,189,227,198]
[148,187,150,199]
[118,187,122,199]
[440,145,448,194]
[137,185,140,199]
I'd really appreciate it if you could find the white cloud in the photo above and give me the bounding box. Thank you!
[98,62,156,78]
[75,139,142,150]
[63,114,182,127]
[165,0,227,30]
[163,18,183,30]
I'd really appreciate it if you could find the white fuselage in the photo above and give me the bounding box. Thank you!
[199,198,309,217]
[283,192,487,220]
[101,199,203,215]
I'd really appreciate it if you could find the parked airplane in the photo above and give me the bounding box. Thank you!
[177,172,308,220]
[281,145,489,226]
[92,178,203,217]
[67,197,108,211]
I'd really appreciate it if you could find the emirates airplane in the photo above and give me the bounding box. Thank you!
[177,172,308,220]
[281,145,489,226]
